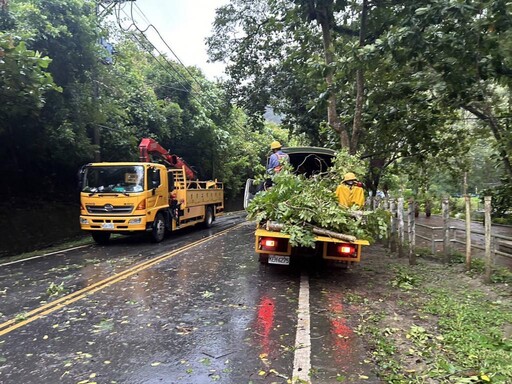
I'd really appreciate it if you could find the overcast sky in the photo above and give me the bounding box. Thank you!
[121,0,229,80]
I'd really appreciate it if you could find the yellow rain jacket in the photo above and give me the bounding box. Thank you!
[335,184,365,208]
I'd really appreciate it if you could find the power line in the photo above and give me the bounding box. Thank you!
[130,33,190,93]
[121,3,225,114]
[130,2,151,26]
[132,3,207,91]
[118,7,196,92]
[113,7,191,92]
[110,1,248,133]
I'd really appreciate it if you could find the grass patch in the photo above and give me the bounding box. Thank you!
[359,257,512,383]
[421,288,512,382]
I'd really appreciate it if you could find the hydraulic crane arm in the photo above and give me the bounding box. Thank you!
[139,138,197,180]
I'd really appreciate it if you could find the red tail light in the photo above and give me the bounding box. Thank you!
[261,238,277,250]
[325,242,359,260]
[338,245,356,255]
[262,239,276,247]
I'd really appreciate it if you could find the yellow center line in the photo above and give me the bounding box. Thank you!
[0,223,246,337]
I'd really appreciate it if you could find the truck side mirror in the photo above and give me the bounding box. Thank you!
[147,167,161,190]
[77,165,87,190]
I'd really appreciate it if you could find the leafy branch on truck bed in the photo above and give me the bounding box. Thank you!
[247,151,389,248]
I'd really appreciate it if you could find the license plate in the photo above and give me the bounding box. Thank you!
[268,255,290,265]
[102,223,114,229]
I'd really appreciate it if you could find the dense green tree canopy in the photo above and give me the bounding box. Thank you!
[207,0,512,195]
[1,0,510,210]
[0,0,282,203]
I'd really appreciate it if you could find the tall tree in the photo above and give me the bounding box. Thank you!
[294,0,350,149]
[0,33,60,196]
[390,0,512,181]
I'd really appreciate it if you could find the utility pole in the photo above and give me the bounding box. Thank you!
[92,0,101,162]
[93,0,135,161]
[97,0,135,18]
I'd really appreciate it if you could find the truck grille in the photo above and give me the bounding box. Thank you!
[86,205,134,214]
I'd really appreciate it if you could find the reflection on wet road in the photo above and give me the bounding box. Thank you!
[0,214,382,383]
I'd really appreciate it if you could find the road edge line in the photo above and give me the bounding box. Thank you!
[292,272,311,383]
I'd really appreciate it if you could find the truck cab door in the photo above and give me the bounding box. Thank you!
[243,179,260,210]
[146,167,164,209]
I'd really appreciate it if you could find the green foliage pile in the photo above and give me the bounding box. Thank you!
[246,151,390,247]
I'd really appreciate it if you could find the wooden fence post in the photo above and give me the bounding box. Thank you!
[442,198,450,263]
[484,196,493,283]
[408,198,416,265]
[398,197,405,258]
[465,194,472,271]
[430,228,436,255]
[389,199,397,252]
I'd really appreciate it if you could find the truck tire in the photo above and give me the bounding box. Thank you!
[203,206,214,228]
[92,231,111,245]
[151,213,166,243]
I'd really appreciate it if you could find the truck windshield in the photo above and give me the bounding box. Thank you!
[82,166,145,193]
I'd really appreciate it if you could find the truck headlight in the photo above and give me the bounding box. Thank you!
[129,218,142,224]
[80,218,89,224]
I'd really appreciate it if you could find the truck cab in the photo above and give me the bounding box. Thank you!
[244,146,336,208]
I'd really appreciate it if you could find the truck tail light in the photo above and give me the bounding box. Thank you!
[136,199,146,210]
[261,238,278,250]
[258,236,289,253]
[338,244,356,255]
[325,242,358,259]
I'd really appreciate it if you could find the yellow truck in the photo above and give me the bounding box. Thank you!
[79,138,224,244]
[244,146,369,266]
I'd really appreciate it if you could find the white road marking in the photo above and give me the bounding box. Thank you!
[0,245,89,267]
[292,272,311,383]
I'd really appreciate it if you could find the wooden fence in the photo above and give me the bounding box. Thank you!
[382,196,512,282]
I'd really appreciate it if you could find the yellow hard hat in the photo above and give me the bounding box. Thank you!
[343,172,357,182]
[270,141,282,150]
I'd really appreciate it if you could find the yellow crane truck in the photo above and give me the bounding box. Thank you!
[244,147,369,266]
[79,138,224,244]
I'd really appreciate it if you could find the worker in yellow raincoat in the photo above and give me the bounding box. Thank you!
[335,172,365,208]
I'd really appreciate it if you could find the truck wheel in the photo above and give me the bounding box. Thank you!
[92,231,110,244]
[204,206,214,228]
[151,213,166,243]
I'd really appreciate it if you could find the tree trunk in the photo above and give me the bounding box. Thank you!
[266,221,357,242]
[310,226,357,242]
[425,200,431,217]
[316,4,349,149]
[463,103,512,181]
[351,0,368,155]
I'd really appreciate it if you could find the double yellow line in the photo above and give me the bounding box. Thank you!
[0,223,245,337]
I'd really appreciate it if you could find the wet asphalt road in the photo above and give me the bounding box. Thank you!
[0,213,380,384]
